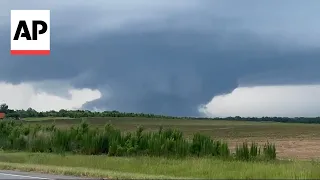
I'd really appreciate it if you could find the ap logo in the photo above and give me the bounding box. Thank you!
[11,10,50,55]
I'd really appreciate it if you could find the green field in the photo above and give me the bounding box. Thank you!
[1,117,320,178]
[24,117,320,139]
[20,117,320,160]
[0,152,319,179]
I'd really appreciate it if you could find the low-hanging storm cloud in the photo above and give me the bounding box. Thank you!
[1,0,320,117]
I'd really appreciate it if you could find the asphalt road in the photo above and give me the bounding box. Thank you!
[0,170,99,179]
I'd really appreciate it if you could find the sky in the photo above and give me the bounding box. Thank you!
[1,0,320,117]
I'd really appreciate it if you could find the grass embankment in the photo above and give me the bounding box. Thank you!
[0,152,319,179]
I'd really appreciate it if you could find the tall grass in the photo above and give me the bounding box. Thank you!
[0,120,276,161]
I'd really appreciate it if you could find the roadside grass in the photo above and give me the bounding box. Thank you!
[0,162,178,179]
[0,152,319,179]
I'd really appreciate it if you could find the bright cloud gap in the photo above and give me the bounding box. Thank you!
[1,80,320,118]
[0,81,102,111]
[200,84,320,118]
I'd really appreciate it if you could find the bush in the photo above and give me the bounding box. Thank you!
[235,142,250,161]
[0,120,277,161]
[263,142,276,160]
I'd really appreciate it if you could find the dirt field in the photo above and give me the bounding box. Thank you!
[25,117,320,160]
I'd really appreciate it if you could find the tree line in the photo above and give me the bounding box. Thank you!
[1,103,320,124]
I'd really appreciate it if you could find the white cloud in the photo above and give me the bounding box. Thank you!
[199,84,320,117]
[0,81,101,111]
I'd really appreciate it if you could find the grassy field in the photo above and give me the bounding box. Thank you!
[0,117,319,178]
[24,117,320,138]
[21,117,320,160]
[22,117,75,121]
[0,152,319,179]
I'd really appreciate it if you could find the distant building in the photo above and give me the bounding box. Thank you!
[0,113,5,119]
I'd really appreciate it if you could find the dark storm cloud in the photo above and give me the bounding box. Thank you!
[3,29,320,116]
[1,0,320,116]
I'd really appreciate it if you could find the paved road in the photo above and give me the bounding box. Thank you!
[0,170,99,179]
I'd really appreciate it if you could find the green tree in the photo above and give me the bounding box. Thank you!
[0,103,8,113]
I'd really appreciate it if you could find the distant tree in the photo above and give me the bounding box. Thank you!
[26,108,37,117]
[10,112,20,120]
[0,103,9,113]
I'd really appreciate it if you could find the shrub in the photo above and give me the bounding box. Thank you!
[263,142,276,160]
[0,120,277,161]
